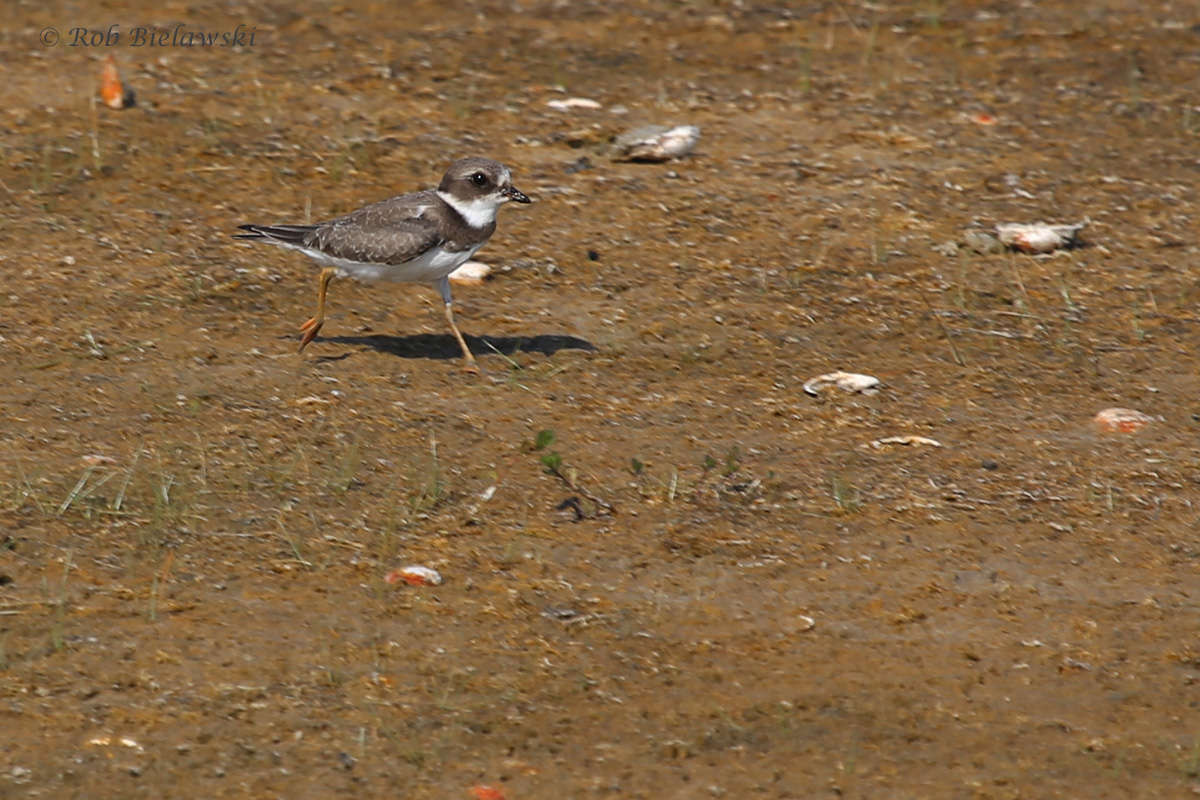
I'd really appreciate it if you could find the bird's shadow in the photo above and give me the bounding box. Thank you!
[309,332,597,362]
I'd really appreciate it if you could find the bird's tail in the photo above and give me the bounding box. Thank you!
[234,224,317,245]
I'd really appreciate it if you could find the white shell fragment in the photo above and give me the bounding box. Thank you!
[547,97,602,111]
[995,221,1086,254]
[87,737,144,751]
[614,125,701,162]
[448,261,492,286]
[803,372,881,396]
[385,565,444,587]
[1093,407,1154,434]
[870,435,943,449]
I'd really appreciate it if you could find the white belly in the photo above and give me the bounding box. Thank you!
[302,243,480,284]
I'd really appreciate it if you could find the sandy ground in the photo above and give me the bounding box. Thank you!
[3,1,1200,797]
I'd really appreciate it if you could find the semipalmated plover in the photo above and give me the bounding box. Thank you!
[235,157,531,372]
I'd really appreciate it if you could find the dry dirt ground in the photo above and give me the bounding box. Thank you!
[3,1,1200,797]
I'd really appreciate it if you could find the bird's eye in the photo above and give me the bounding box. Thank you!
[470,173,489,188]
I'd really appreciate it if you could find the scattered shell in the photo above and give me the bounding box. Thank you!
[1093,407,1153,434]
[613,124,700,162]
[294,395,330,406]
[100,54,135,110]
[87,736,143,751]
[803,371,881,396]
[995,221,1086,254]
[547,97,602,111]
[797,615,816,632]
[871,435,943,449]
[385,565,443,587]
[81,454,118,466]
[448,261,492,286]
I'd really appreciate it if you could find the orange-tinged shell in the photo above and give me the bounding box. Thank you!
[385,565,444,586]
[100,54,128,109]
[1093,408,1153,434]
[470,787,506,800]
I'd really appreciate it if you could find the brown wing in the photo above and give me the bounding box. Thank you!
[306,191,443,265]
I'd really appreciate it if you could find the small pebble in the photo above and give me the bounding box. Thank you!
[963,230,1004,254]
[871,435,943,449]
[803,371,881,396]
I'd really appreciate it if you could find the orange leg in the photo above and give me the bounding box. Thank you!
[443,301,480,374]
[298,268,335,352]
[437,277,480,374]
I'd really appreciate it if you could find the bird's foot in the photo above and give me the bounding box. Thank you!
[298,318,323,352]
